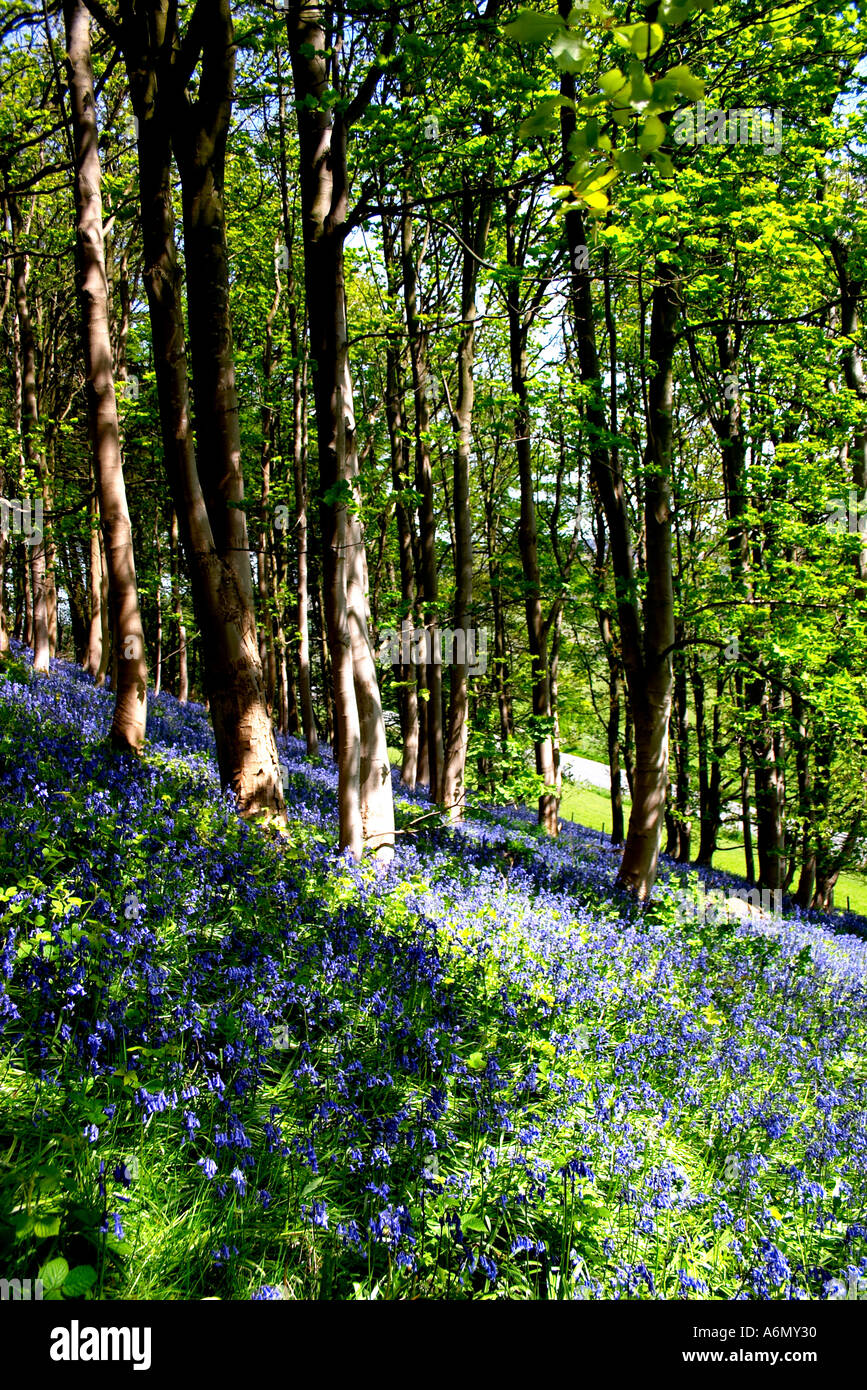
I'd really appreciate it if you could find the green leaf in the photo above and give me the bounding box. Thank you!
[62,1265,98,1297]
[658,0,691,23]
[38,1257,69,1294]
[11,1210,35,1239]
[461,1212,488,1234]
[574,162,617,194]
[652,150,675,178]
[632,22,665,56]
[638,114,666,152]
[504,10,564,43]
[519,94,573,139]
[467,1051,487,1071]
[551,28,591,72]
[616,147,645,173]
[627,61,653,105]
[666,63,705,100]
[37,1166,61,1196]
[599,67,628,98]
[33,1214,61,1238]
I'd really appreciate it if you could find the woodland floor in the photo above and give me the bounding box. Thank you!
[1,646,867,1300]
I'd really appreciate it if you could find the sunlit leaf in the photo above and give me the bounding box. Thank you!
[504,10,565,43]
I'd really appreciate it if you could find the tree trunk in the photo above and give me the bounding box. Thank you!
[6,187,50,674]
[66,0,148,749]
[257,278,280,717]
[169,1,285,813]
[169,508,188,702]
[792,690,816,909]
[693,660,724,866]
[560,27,676,896]
[830,235,867,581]
[381,214,419,788]
[314,571,334,749]
[43,438,58,661]
[600,611,625,846]
[84,484,109,683]
[443,177,492,819]
[288,0,394,857]
[153,513,162,695]
[671,634,691,861]
[274,52,317,755]
[61,535,89,663]
[506,189,557,834]
[119,0,283,812]
[400,190,444,802]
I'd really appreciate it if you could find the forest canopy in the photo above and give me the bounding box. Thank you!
[0,0,865,904]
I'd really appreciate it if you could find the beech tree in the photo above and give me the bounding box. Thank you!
[287,0,395,858]
[65,0,148,752]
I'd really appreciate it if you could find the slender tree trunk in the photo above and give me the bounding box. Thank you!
[275,50,316,755]
[560,25,676,895]
[314,570,333,748]
[43,435,58,661]
[84,483,109,683]
[22,534,33,648]
[616,263,678,894]
[750,677,786,891]
[6,188,50,674]
[0,298,24,657]
[61,536,89,663]
[401,190,444,802]
[693,661,724,866]
[792,690,816,909]
[281,167,318,749]
[506,189,557,833]
[381,214,419,787]
[671,635,691,861]
[153,513,162,695]
[599,611,625,846]
[550,603,563,803]
[831,235,867,582]
[257,274,280,715]
[443,178,492,819]
[66,0,147,749]
[169,508,188,702]
[293,353,317,752]
[735,670,756,884]
[288,0,394,856]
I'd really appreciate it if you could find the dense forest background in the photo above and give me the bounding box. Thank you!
[1,0,866,905]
